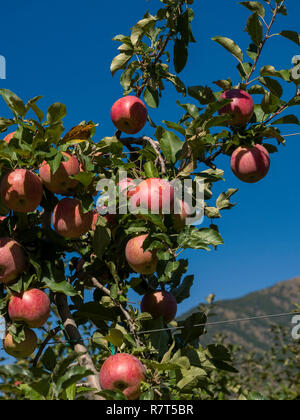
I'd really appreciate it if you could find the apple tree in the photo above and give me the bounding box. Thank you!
[0,0,299,400]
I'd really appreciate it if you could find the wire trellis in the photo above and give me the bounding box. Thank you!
[41,310,300,346]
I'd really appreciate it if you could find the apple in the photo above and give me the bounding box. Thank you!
[125,234,158,275]
[39,152,80,195]
[173,200,192,230]
[3,328,37,359]
[218,89,254,126]
[52,198,93,238]
[230,144,270,183]
[141,290,177,323]
[99,353,146,400]
[0,169,43,213]
[4,131,17,144]
[0,238,27,285]
[8,289,51,328]
[111,96,148,135]
[129,178,175,214]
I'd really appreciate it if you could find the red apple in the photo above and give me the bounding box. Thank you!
[4,131,17,144]
[52,198,93,238]
[125,234,158,275]
[0,238,27,285]
[111,96,148,135]
[99,353,146,400]
[39,152,80,195]
[3,328,37,359]
[0,169,43,213]
[8,289,51,328]
[141,291,177,323]
[231,144,270,183]
[173,200,192,230]
[129,178,175,214]
[218,89,254,126]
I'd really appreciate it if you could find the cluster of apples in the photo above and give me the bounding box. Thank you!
[218,89,271,184]
[0,136,95,358]
[3,289,51,359]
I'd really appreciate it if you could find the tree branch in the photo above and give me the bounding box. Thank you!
[245,4,281,87]
[54,293,104,400]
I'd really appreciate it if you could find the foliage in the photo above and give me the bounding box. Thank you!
[0,0,299,400]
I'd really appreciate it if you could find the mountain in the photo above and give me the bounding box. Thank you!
[178,278,300,352]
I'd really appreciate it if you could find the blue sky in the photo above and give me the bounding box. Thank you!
[0,0,300,319]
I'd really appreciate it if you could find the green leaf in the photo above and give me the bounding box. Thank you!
[177,227,224,251]
[93,226,111,259]
[43,279,77,297]
[56,366,92,396]
[72,171,95,188]
[172,275,194,304]
[144,86,159,108]
[140,390,155,400]
[47,103,67,125]
[0,89,26,117]
[41,347,57,372]
[240,1,265,18]
[247,43,259,61]
[0,118,15,133]
[245,13,263,46]
[177,367,207,392]
[174,39,188,73]
[216,189,238,210]
[271,115,300,125]
[259,77,283,98]
[159,129,183,163]
[260,65,290,81]
[104,328,124,347]
[110,52,132,76]
[131,14,157,46]
[144,161,159,178]
[211,37,243,63]
[180,312,207,345]
[162,120,185,136]
[248,84,266,94]
[64,383,76,401]
[18,384,46,401]
[148,318,169,359]
[188,85,216,105]
[261,92,280,114]
[280,30,300,46]
[248,392,268,401]
[110,284,119,300]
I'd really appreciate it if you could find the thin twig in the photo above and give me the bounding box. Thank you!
[32,326,61,368]
[91,277,143,347]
